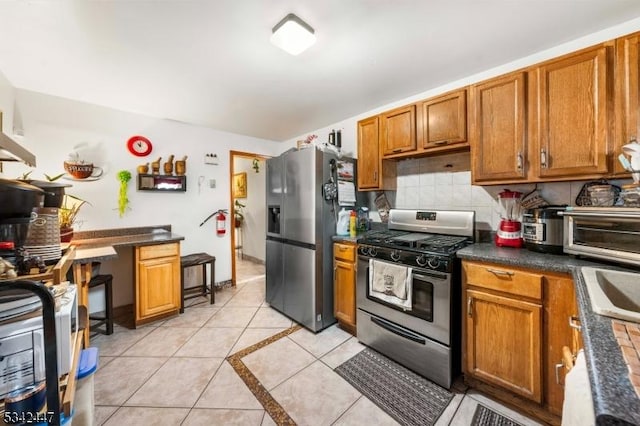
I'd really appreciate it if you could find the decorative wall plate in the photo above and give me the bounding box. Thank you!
[127,135,153,157]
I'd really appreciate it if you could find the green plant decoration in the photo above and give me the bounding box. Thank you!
[252,158,260,173]
[117,170,132,217]
[234,199,245,227]
[44,172,66,182]
[59,194,88,230]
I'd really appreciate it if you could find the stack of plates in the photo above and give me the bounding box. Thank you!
[23,208,61,264]
[22,244,62,263]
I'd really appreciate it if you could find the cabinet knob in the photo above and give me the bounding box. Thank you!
[568,316,582,332]
[516,151,523,170]
[434,140,449,145]
[540,149,548,169]
[467,296,473,317]
[555,362,565,386]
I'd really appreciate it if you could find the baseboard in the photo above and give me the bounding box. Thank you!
[240,254,264,264]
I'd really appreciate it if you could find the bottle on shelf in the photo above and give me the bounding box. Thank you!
[349,210,357,237]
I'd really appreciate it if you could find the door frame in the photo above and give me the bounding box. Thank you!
[229,150,270,286]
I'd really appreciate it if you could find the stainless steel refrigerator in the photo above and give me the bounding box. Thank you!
[265,147,355,332]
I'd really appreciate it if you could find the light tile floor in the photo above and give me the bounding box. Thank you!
[91,259,543,425]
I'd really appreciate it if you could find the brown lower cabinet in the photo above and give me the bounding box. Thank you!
[462,260,579,423]
[135,242,181,326]
[333,242,357,335]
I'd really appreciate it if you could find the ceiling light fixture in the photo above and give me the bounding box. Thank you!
[270,13,316,56]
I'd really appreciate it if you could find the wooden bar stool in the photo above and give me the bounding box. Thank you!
[88,274,114,335]
[180,253,216,313]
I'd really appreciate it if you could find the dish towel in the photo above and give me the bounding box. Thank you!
[369,259,412,310]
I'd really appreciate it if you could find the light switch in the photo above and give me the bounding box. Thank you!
[209,179,216,188]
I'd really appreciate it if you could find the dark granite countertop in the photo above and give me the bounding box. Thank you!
[71,225,184,249]
[457,243,640,425]
[456,243,603,273]
[332,235,362,244]
[331,222,387,244]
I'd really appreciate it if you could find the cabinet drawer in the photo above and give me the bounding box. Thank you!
[138,243,180,260]
[464,262,542,300]
[334,243,356,262]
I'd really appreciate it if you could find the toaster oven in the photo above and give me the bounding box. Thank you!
[0,285,77,398]
[562,207,640,267]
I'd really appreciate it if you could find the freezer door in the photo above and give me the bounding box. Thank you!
[283,148,317,244]
[283,243,317,330]
[265,239,284,312]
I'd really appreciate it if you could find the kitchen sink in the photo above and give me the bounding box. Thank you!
[582,267,640,323]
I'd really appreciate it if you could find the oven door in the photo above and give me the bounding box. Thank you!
[357,256,451,346]
[563,210,640,266]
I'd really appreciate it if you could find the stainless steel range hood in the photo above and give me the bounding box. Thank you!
[0,132,36,167]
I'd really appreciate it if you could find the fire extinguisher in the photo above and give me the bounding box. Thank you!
[199,209,228,236]
[216,210,227,235]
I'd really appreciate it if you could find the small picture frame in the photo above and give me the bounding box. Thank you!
[233,172,247,198]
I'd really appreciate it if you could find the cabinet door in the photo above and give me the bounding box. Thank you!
[137,256,180,320]
[616,33,640,175]
[465,289,542,403]
[334,259,356,330]
[534,45,612,178]
[470,72,527,183]
[380,105,416,156]
[357,116,381,190]
[544,275,578,416]
[420,89,468,150]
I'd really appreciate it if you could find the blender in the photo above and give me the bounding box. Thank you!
[495,189,524,248]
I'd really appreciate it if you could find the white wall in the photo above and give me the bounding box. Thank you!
[234,157,266,262]
[0,90,282,296]
[283,17,640,230]
[0,70,15,135]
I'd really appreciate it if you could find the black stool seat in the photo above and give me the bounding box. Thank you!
[180,253,215,312]
[88,274,114,335]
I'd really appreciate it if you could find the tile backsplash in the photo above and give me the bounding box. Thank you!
[392,157,630,231]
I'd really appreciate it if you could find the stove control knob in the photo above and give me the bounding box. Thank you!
[359,246,368,256]
[390,250,401,262]
[416,254,428,267]
[369,247,378,257]
[428,257,440,269]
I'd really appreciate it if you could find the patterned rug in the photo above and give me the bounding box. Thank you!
[471,404,523,426]
[335,348,453,426]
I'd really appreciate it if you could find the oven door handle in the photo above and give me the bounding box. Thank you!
[370,316,427,345]
[560,210,640,219]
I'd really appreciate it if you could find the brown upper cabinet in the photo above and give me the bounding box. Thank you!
[357,116,381,189]
[380,105,417,157]
[471,43,614,184]
[418,89,468,151]
[616,32,640,175]
[356,116,397,191]
[357,32,640,186]
[530,43,612,179]
[470,72,527,183]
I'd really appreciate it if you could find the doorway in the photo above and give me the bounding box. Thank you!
[229,151,269,286]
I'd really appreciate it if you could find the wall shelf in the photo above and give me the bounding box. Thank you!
[137,174,187,192]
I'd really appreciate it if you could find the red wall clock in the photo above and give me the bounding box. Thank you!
[127,135,153,157]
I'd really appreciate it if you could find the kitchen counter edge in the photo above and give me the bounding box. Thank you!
[457,243,640,426]
[70,225,185,250]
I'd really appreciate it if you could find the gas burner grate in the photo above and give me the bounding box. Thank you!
[416,236,470,253]
[361,230,408,244]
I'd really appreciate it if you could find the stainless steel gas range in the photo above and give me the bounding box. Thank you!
[356,209,475,389]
